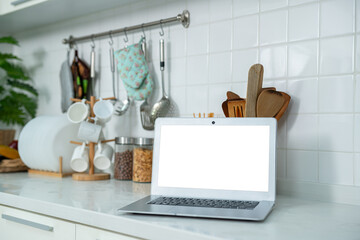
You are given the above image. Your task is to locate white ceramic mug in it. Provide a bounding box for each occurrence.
[67,99,89,124]
[77,121,102,143]
[93,98,114,124]
[70,142,89,172]
[94,143,113,170]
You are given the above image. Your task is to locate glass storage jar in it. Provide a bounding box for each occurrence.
[114,137,134,180]
[133,137,153,183]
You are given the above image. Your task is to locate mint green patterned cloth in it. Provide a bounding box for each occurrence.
[114,37,153,100]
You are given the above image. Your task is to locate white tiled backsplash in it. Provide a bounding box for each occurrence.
[10,0,360,203]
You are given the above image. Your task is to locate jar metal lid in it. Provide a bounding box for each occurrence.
[134,137,154,146]
[115,137,135,145]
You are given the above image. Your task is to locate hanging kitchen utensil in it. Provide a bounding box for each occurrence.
[245,64,264,117]
[89,36,95,98]
[139,28,154,130]
[150,36,171,124]
[60,48,74,112]
[71,49,91,99]
[114,37,153,101]
[256,89,285,118]
[109,32,130,116]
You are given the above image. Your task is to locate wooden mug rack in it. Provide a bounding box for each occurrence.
[70,96,115,181]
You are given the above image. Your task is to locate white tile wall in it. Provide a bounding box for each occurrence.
[233,14,258,49]
[11,0,360,194]
[318,115,353,152]
[319,152,354,185]
[287,78,318,113]
[209,20,232,53]
[318,75,354,113]
[320,0,354,37]
[319,36,354,75]
[260,0,287,11]
[287,114,318,150]
[288,40,318,77]
[288,3,319,41]
[233,0,259,17]
[259,9,287,45]
[276,149,286,179]
[355,153,360,186]
[287,150,318,182]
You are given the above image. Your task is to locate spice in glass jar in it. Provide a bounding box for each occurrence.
[133,138,153,183]
[114,137,134,180]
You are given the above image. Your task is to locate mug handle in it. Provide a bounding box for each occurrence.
[80,142,86,154]
[97,142,102,153]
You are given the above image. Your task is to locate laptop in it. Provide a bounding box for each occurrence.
[119,117,277,221]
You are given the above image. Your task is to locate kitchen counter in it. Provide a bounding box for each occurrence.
[0,173,359,240]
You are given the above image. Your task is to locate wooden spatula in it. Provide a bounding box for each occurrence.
[256,89,285,117]
[228,99,246,117]
[222,91,242,117]
[226,91,241,100]
[245,64,264,117]
[274,92,291,121]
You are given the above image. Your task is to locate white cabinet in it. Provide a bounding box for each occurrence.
[0,205,141,240]
[0,0,47,15]
[0,205,76,240]
[76,224,141,240]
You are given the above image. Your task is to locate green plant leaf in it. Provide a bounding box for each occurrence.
[10,91,37,118]
[7,79,38,96]
[0,61,29,80]
[0,53,21,63]
[0,36,19,46]
[0,96,26,126]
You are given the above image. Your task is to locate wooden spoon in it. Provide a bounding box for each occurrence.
[256,89,285,117]
[226,91,241,100]
[245,64,264,117]
[274,92,291,121]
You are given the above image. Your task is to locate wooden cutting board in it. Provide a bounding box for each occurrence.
[245,64,264,117]
[0,158,28,173]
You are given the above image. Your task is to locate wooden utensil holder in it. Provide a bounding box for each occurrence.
[70,96,115,181]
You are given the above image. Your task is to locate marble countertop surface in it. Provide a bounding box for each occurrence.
[0,173,359,240]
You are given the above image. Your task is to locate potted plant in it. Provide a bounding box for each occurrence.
[0,36,38,145]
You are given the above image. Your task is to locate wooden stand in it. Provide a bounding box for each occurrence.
[70,96,115,181]
[28,157,73,178]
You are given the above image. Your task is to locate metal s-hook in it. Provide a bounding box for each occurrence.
[159,20,164,36]
[141,24,146,39]
[91,35,95,48]
[108,31,114,46]
[123,27,129,43]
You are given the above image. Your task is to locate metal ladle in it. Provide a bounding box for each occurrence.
[150,35,170,124]
[139,27,154,130]
[110,31,130,116]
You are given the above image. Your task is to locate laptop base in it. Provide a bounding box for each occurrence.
[118,195,275,221]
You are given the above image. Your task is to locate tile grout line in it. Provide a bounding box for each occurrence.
[284,0,289,179]
[317,0,321,184]
[352,0,357,185]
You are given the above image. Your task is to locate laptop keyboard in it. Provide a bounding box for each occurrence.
[147,197,259,210]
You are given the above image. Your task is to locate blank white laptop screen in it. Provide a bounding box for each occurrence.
[157,125,270,192]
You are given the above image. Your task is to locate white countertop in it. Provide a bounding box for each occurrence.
[0,173,359,240]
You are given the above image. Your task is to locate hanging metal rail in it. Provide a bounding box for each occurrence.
[62,10,190,48]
